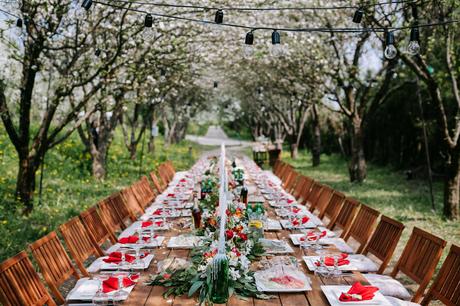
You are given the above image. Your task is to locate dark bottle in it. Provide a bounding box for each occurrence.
[192,197,202,229]
[210,254,229,303]
[240,186,248,204]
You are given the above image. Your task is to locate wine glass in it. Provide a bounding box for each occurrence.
[92,273,110,305]
[118,249,129,270]
[331,254,343,278]
[314,254,329,278]
[112,272,129,302]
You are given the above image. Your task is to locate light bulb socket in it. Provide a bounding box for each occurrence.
[410,27,419,42]
[272,30,280,45]
[352,8,364,24]
[411,4,418,20]
[145,14,153,27]
[215,9,223,24]
[82,0,93,11]
[214,81,218,88]
[245,31,254,45]
[385,30,395,46]
[257,87,262,95]
[16,18,23,28]
[95,48,101,57]
[160,68,166,76]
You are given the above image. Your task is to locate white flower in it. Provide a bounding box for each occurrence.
[229,268,241,281]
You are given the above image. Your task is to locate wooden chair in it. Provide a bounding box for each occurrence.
[328,197,360,234]
[343,204,380,253]
[280,165,294,184]
[150,171,165,193]
[310,184,333,213]
[272,159,283,175]
[158,166,171,187]
[390,227,447,302]
[319,190,345,221]
[273,161,286,177]
[298,176,314,205]
[121,186,145,218]
[421,244,460,306]
[284,170,298,193]
[80,206,117,248]
[360,216,405,273]
[165,161,176,180]
[304,181,323,209]
[29,232,81,304]
[0,251,57,306]
[292,176,307,199]
[139,176,156,205]
[98,196,126,235]
[59,217,103,277]
[109,191,136,223]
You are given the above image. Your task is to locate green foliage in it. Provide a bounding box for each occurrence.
[0,127,209,261]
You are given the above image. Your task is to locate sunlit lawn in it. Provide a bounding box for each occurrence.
[0,128,212,261]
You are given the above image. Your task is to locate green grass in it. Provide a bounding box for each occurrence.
[0,127,213,261]
[283,150,460,273]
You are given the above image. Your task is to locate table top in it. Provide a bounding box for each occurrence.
[116,183,369,306]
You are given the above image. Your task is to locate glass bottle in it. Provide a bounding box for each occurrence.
[192,196,202,229]
[210,254,229,303]
[240,186,248,204]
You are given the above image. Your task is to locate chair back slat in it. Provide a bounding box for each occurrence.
[343,204,380,253]
[305,182,323,208]
[110,191,136,223]
[421,244,460,306]
[310,184,333,213]
[59,217,103,277]
[121,186,144,218]
[0,251,57,306]
[80,206,116,246]
[274,161,287,177]
[329,197,360,232]
[320,191,345,220]
[29,232,80,304]
[140,176,156,205]
[292,176,306,199]
[150,171,164,193]
[361,216,405,273]
[280,165,294,183]
[272,160,282,175]
[391,227,447,302]
[158,166,170,186]
[298,177,314,205]
[98,197,125,234]
[284,170,298,193]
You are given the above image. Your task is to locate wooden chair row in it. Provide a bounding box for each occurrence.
[0,160,176,305]
[273,160,457,305]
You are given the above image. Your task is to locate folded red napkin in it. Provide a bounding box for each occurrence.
[287,199,294,204]
[300,230,327,241]
[167,193,175,197]
[118,236,139,244]
[141,221,153,228]
[292,207,301,213]
[315,253,349,266]
[339,282,379,302]
[154,221,163,227]
[102,275,139,293]
[292,216,309,226]
[103,252,136,263]
[152,209,163,215]
[180,179,187,183]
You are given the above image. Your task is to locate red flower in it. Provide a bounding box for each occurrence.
[163,273,171,279]
[232,247,241,257]
[226,230,234,239]
[233,225,243,233]
[226,209,231,216]
[238,233,248,241]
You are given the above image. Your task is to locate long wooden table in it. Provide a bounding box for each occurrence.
[118,175,368,306]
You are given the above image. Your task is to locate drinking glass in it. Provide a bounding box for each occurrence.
[331,254,342,278]
[92,274,110,305]
[112,273,129,302]
[314,254,329,278]
[118,250,129,270]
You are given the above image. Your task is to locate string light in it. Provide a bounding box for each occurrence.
[143,13,156,40]
[82,0,93,10]
[270,30,283,57]
[406,4,420,55]
[160,68,166,82]
[384,29,397,60]
[16,18,22,28]
[95,48,101,56]
[213,81,219,89]
[215,9,223,24]
[352,8,364,24]
[243,31,254,58]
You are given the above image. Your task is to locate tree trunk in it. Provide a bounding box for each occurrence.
[129,143,137,160]
[91,147,107,180]
[290,143,298,159]
[444,148,460,219]
[16,157,36,214]
[348,117,367,182]
[311,105,321,167]
[148,135,155,152]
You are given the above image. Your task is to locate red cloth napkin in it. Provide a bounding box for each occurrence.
[154,221,163,227]
[141,221,153,228]
[167,193,175,197]
[292,207,301,213]
[287,199,294,204]
[339,282,379,302]
[315,253,349,266]
[180,179,187,183]
[118,236,139,244]
[292,216,309,226]
[103,252,136,263]
[152,209,163,215]
[300,230,327,241]
[102,275,139,293]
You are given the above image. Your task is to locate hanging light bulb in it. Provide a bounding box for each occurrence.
[81,0,93,10]
[213,81,219,89]
[270,30,283,57]
[94,48,101,57]
[215,9,224,24]
[243,31,254,58]
[160,68,166,82]
[352,7,364,24]
[16,18,23,28]
[384,29,397,60]
[142,13,156,40]
[406,27,420,55]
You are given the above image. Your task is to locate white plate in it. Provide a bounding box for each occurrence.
[105,237,165,254]
[289,233,326,246]
[260,238,294,254]
[280,219,317,229]
[66,277,136,302]
[321,285,391,306]
[303,255,378,272]
[167,236,202,249]
[264,219,282,231]
[87,254,154,273]
[254,268,312,292]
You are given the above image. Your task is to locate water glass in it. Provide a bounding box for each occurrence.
[92,274,110,305]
